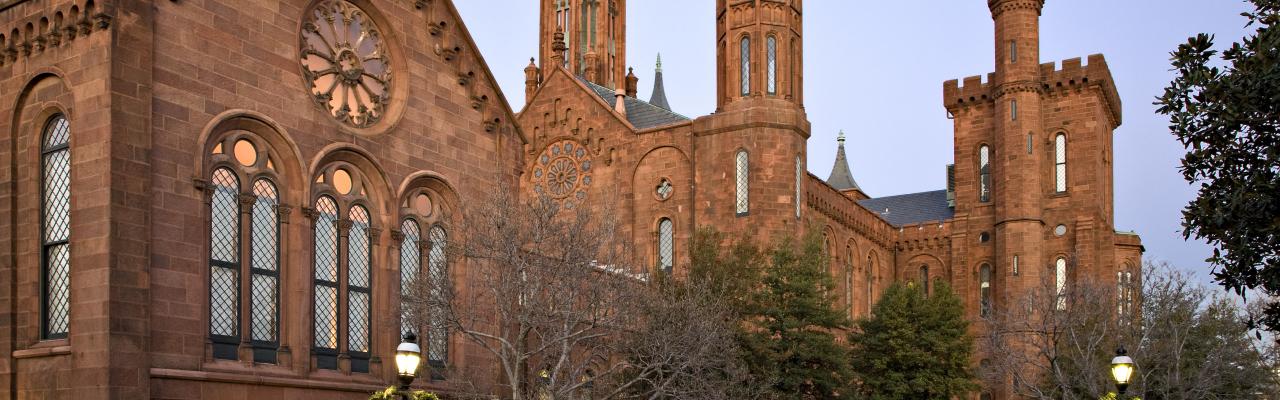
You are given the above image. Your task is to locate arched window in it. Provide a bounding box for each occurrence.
[740,36,751,96]
[657,218,674,274]
[920,265,930,295]
[249,179,280,363]
[795,156,802,219]
[1117,267,1135,321]
[312,196,340,368]
[427,225,449,367]
[1055,257,1068,310]
[41,115,71,340]
[1055,133,1067,193]
[980,263,992,318]
[735,150,749,216]
[347,205,372,362]
[208,168,240,359]
[399,219,421,337]
[845,247,853,316]
[979,145,991,203]
[866,256,874,314]
[766,36,777,95]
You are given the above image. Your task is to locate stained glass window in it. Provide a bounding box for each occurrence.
[767,36,777,95]
[313,196,340,356]
[740,36,751,96]
[735,150,749,215]
[427,226,449,365]
[979,145,991,203]
[1055,133,1067,193]
[209,168,240,359]
[657,219,674,274]
[249,179,280,363]
[400,219,421,337]
[42,115,71,340]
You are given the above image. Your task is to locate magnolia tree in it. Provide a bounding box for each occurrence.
[402,188,749,400]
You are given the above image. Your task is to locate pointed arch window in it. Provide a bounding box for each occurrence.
[1055,257,1068,310]
[41,115,71,340]
[740,36,751,96]
[979,145,991,203]
[427,225,449,367]
[1055,133,1068,193]
[980,263,992,318]
[399,219,421,337]
[736,150,749,216]
[767,36,777,95]
[657,218,674,274]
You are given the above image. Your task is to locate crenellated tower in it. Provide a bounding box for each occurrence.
[715,0,803,111]
[540,0,627,88]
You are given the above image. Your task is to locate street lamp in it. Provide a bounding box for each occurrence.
[396,332,423,391]
[1111,346,1135,397]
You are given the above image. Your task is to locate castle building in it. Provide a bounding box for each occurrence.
[0,0,1142,398]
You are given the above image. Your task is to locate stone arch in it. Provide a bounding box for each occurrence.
[196,110,307,206]
[308,143,395,228]
[631,145,693,273]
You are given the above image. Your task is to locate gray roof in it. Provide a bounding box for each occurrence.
[858,190,955,227]
[581,78,690,130]
[827,133,861,191]
[649,54,671,111]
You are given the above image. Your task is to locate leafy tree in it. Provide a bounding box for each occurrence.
[849,281,978,400]
[1156,0,1280,333]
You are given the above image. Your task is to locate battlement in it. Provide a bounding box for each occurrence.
[805,174,896,248]
[943,54,1123,127]
[892,220,953,253]
[0,0,108,69]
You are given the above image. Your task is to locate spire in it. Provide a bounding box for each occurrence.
[827,130,862,191]
[648,53,671,111]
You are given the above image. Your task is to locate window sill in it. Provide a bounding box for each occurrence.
[152,367,384,393]
[13,340,71,359]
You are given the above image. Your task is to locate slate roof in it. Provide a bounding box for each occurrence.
[857,190,955,227]
[827,133,861,191]
[581,78,691,130]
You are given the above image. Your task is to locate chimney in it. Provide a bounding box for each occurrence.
[625,67,639,98]
[524,57,541,105]
[614,89,627,115]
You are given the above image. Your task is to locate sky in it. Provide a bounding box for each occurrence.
[452,0,1257,287]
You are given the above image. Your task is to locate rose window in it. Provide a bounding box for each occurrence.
[532,140,592,201]
[300,0,392,128]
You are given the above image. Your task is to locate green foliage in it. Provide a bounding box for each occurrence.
[848,282,978,399]
[1156,0,1280,333]
[369,386,440,400]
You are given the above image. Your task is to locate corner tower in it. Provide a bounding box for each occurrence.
[715,0,803,111]
[540,0,627,88]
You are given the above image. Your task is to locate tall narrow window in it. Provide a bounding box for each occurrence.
[1055,257,1068,310]
[427,226,449,367]
[1010,41,1018,63]
[1117,268,1134,321]
[920,265,930,295]
[208,168,240,359]
[41,115,71,340]
[740,36,751,96]
[795,156,802,219]
[657,218,674,274]
[347,205,373,372]
[312,196,340,369]
[1055,133,1067,193]
[400,219,421,336]
[766,36,777,95]
[866,256,874,314]
[980,264,992,318]
[845,247,853,316]
[735,150,749,216]
[979,145,991,203]
[249,179,280,363]
[1011,100,1018,121]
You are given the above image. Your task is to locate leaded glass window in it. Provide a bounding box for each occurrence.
[920,265,930,295]
[1055,133,1067,193]
[740,36,751,96]
[400,219,421,337]
[980,264,992,318]
[209,168,240,359]
[979,145,991,203]
[735,150,749,216]
[427,226,449,365]
[42,115,71,340]
[767,36,777,95]
[1055,257,1068,310]
[250,179,280,362]
[313,196,340,356]
[657,218,674,274]
[348,205,372,358]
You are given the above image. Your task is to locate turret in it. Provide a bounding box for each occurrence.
[524,58,541,105]
[715,0,803,111]
[540,0,627,88]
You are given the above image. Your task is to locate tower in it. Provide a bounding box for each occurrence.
[540,0,627,88]
[715,0,803,111]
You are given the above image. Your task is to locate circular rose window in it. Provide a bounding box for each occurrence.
[532,140,592,201]
[300,0,392,128]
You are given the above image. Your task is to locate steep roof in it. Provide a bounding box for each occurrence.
[581,78,690,130]
[857,190,955,227]
[827,131,862,191]
[649,54,671,111]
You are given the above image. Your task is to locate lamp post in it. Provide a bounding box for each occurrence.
[396,332,423,394]
[1110,346,1135,398]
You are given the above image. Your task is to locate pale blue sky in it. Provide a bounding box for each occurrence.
[454,0,1256,285]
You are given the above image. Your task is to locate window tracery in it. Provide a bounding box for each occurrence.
[300,0,392,128]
